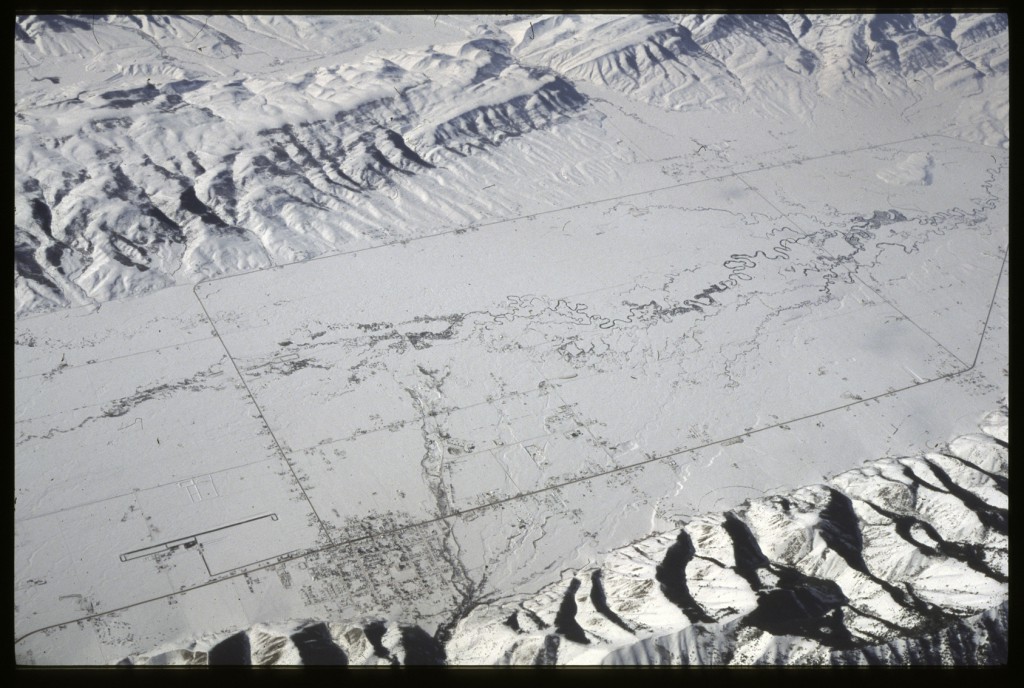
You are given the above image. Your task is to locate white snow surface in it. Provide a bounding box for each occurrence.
[118,418,1008,665]
[14,13,1008,665]
[14,13,1008,317]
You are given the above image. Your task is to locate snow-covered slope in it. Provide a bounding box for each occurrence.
[510,13,1006,126]
[14,14,1008,318]
[119,407,1008,665]
[15,16,596,315]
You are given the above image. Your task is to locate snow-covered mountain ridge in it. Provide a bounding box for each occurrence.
[121,407,1008,665]
[15,13,1008,318]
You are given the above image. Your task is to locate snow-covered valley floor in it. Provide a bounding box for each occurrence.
[14,13,1007,664]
